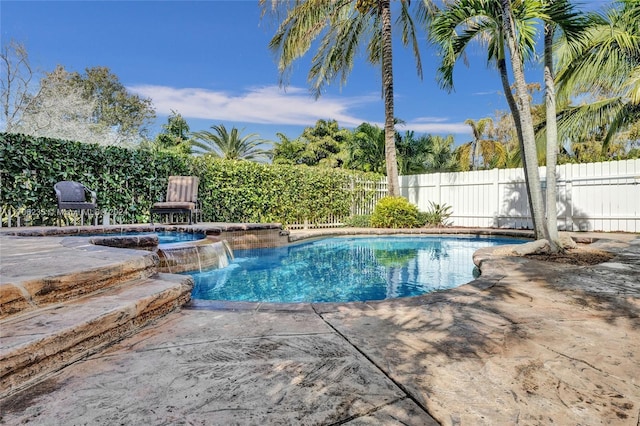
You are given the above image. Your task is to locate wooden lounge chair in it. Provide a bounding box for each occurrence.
[54,181,97,226]
[150,176,200,225]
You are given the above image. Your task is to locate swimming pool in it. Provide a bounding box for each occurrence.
[189,235,524,303]
[80,231,206,245]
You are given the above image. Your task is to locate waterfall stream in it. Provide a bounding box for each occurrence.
[157,238,234,273]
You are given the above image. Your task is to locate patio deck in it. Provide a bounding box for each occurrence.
[0,225,638,424]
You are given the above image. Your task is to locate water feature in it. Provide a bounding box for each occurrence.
[188,235,526,303]
[85,231,205,245]
[157,239,234,273]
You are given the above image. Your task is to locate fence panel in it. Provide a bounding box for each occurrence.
[3,160,638,232]
[400,159,640,232]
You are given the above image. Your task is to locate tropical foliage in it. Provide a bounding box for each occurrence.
[432,0,551,241]
[555,0,640,156]
[191,124,271,161]
[0,133,381,227]
[261,0,437,196]
[370,196,420,228]
[147,110,193,155]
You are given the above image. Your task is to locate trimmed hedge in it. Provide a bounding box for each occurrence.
[0,133,381,226]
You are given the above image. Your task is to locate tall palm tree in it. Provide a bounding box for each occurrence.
[555,0,640,154]
[432,0,550,241]
[191,124,271,162]
[540,0,589,246]
[260,0,437,196]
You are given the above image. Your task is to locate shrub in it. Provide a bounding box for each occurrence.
[343,214,371,227]
[420,201,453,227]
[0,133,383,227]
[370,196,419,228]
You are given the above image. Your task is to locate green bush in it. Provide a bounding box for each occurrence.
[0,133,189,225]
[0,133,382,227]
[370,196,419,228]
[419,201,453,227]
[343,214,371,227]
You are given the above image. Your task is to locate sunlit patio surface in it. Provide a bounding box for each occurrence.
[0,224,638,424]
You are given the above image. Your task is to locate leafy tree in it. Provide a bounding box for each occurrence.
[152,110,193,155]
[12,66,109,144]
[69,66,155,144]
[191,124,271,162]
[261,0,437,196]
[1,40,35,132]
[272,119,350,167]
[299,119,351,167]
[272,132,307,165]
[5,62,156,146]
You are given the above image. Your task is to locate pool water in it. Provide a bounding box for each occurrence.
[151,231,205,245]
[81,231,205,245]
[189,235,524,303]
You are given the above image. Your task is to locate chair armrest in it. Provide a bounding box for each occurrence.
[84,186,97,204]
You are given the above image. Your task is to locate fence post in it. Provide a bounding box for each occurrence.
[492,168,500,228]
[566,180,574,231]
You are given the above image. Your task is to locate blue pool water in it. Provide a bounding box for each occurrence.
[151,231,205,245]
[189,235,524,303]
[82,231,205,245]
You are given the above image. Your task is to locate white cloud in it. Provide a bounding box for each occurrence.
[399,116,471,135]
[128,84,375,128]
[473,90,502,96]
[400,121,472,135]
[129,84,472,136]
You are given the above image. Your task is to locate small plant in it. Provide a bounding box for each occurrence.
[421,201,453,227]
[343,214,371,227]
[370,196,420,228]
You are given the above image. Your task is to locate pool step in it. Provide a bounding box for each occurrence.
[0,237,160,320]
[0,273,193,399]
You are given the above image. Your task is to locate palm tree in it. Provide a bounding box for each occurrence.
[540,0,589,246]
[432,0,550,241]
[501,0,551,241]
[260,0,437,196]
[555,0,640,155]
[462,117,507,170]
[424,134,456,172]
[396,131,431,175]
[344,122,386,173]
[191,124,271,162]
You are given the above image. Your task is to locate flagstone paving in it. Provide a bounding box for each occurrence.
[0,229,638,425]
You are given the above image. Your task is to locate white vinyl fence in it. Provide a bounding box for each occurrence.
[400,159,640,233]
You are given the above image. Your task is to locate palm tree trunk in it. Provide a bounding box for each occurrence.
[544,21,559,249]
[381,0,400,196]
[501,0,549,241]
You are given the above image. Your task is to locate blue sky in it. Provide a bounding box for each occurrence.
[1,0,610,145]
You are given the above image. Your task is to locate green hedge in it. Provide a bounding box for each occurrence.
[0,133,381,226]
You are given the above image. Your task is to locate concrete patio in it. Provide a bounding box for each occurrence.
[0,227,638,425]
